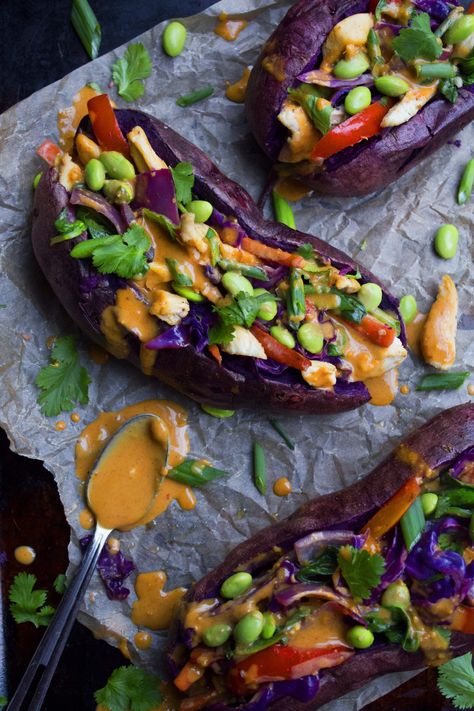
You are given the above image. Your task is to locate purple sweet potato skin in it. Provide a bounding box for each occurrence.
[168,403,474,709]
[32,109,403,413]
[245,0,474,197]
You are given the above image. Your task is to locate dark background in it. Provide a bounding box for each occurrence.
[0,0,457,708]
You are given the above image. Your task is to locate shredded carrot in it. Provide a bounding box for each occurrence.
[241,236,305,268]
[361,477,420,548]
[174,661,204,692]
[451,605,474,634]
[208,344,222,365]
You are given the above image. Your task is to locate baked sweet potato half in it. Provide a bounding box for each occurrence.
[167,403,474,710]
[32,95,407,413]
[246,0,474,196]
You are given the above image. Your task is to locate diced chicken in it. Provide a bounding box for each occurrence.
[421,275,458,370]
[221,326,267,359]
[150,290,190,326]
[333,275,361,293]
[75,134,101,165]
[277,100,320,163]
[179,212,209,254]
[321,14,374,71]
[148,262,172,281]
[340,321,408,380]
[381,84,438,128]
[220,242,261,266]
[127,126,168,172]
[57,153,83,191]
[302,361,337,390]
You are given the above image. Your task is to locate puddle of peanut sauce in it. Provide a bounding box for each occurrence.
[214,12,248,41]
[132,570,186,631]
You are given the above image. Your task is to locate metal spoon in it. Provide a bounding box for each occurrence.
[7,413,169,711]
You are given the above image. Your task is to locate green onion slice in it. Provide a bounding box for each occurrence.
[268,419,295,451]
[253,441,266,495]
[176,86,215,107]
[400,496,425,551]
[416,372,470,391]
[272,191,296,229]
[71,0,102,60]
[167,458,229,487]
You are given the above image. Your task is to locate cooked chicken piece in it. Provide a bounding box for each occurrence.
[179,212,209,254]
[333,274,361,293]
[221,326,267,359]
[302,361,337,390]
[337,316,407,380]
[220,242,261,266]
[321,14,374,71]
[57,153,83,191]
[150,290,190,326]
[148,262,172,282]
[277,101,320,163]
[75,134,101,165]
[421,275,458,370]
[127,126,168,172]
[381,84,437,127]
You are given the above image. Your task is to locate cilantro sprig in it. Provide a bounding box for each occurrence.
[94,666,162,711]
[209,292,277,345]
[392,12,442,62]
[9,573,55,628]
[438,653,474,709]
[337,545,385,601]
[170,162,194,206]
[50,208,86,246]
[70,224,151,279]
[112,43,152,102]
[36,335,90,417]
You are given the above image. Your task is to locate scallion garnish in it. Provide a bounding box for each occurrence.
[71,0,102,60]
[176,86,214,107]
[457,159,474,206]
[218,259,268,282]
[253,441,266,495]
[268,419,295,451]
[167,459,229,487]
[272,191,296,229]
[416,372,470,391]
[400,496,425,551]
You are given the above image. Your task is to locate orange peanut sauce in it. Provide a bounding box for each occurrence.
[132,570,187,630]
[226,67,251,103]
[79,508,95,530]
[57,85,99,151]
[274,177,313,202]
[88,343,110,365]
[365,368,399,407]
[14,546,36,566]
[55,420,67,431]
[214,12,248,41]
[134,630,153,650]
[273,477,292,497]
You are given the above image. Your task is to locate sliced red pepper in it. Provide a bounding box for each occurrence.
[311,101,391,161]
[241,236,305,268]
[450,605,474,634]
[467,0,474,12]
[361,477,421,549]
[208,344,222,365]
[251,325,311,371]
[343,314,397,348]
[36,139,62,166]
[87,94,130,156]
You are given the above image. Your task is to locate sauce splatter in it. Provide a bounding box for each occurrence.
[79,508,95,530]
[107,537,120,554]
[400,384,410,395]
[71,413,81,423]
[131,571,186,630]
[118,637,131,660]
[273,477,292,497]
[134,631,153,650]
[226,67,251,103]
[55,420,67,431]
[57,85,99,151]
[14,546,36,565]
[274,177,312,202]
[366,368,399,407]
[214,12,248,41]
[88,343,110,365]
[468,384,474,396]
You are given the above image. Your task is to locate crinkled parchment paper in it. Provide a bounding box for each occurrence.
[0,0,473,707]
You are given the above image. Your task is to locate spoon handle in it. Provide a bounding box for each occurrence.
[7,524,111,711]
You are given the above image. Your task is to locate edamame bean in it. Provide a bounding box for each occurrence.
[99,151,136,180]
[270,326,295,349]
[202,623,232,647]
[234,611,264,645]
[103,179,134,204]
[220,572,253,599]
[334,53,370,80]
[346,625,374,649]
[33,172,43,189]
[444,14,474,45]
[344,86,372,115]
[381,580,411,609]
[254,288,278,321]
[470,512,474,543]
[85,158,106,192]
[261,612,276,640]
[297,322,324,354]
[221,271,254,296]
[399,295,417,325]
[357,282,382,311]
[374,74,410,97]
[201,405,235,418]
[434,223,459,259]
[162,21,187,57]
[188,200,213,223]
[421,492,438,517]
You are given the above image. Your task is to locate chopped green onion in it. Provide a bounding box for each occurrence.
[218,259,268,281]
[272,191,296,229]
[205,228,220,266]
[87,81,102,92]
[201,405,235,418]
[303,284,317,295]
[176,86,214,107]
[434,6,464,37]
[70,235,117,258]
[400,496,425,551]
[71,0,102,60]
[416,372,470,391]
[287,268,306,328]
[167,458,229,487]
[268,418,295,451]
[457,159,474,206]
[166,257,192,286]
[415,62,457,80]
[371,306,401,335]
[368,29,384,70]
[253,441,266,495]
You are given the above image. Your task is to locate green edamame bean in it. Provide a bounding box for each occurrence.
[188,200,213,223]
[162,21,187,57]
[220,572,253,599]
[99,151,136,180]
[346,625,374,649]
[374,74,410,97]
[221,271,254,297]
[234,611,264,645]
[399,295,417,325]
[470,512,474,543]
[270,326,295,349]
[344,86,372,115]
[357,282,382,311]
[254,288,278,321]
[202,623,232,647]
[434,224,459,259]
[334,53,370,80]
[103,179,134,204]
[33,172,43,189]
[421,492,438,517]
[297,322,324,354]
[85,158,106,192]
[172,284,205,302]
[201,405,235,418]
[444,14,474,45]
[261,612,276,640]
[381,580,411,609]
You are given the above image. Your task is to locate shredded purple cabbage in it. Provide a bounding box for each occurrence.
[210,676,320,711]
[210,209,247,247]
[133,169,179,224]
[70,188,125,234]
[449,446,474,481]
[80,536,135,600]
[146,303,215,352]
[294,530,366,564]
[413,0,454,20]
[297,70,374,89]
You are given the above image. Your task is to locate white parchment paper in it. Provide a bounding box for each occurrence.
[0,0,473,708]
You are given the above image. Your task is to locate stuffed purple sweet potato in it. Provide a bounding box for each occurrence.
[32,94,408,414]
[245,0,474,197]
[167,403,474,710]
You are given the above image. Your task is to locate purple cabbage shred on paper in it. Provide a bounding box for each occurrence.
[80,535,135,600]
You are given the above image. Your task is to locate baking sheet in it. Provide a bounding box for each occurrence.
[0,0,472,708]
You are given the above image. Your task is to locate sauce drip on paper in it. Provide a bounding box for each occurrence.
[273,477,292,497]
[226,67,251,103]
[57,85,99,151]
[214,12,248,41]
[132,570,186,630]
[14,546,36,565]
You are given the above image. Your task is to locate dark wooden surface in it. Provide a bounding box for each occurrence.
[0,0,458,708]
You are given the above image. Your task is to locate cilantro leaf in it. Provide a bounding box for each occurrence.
[9,573,55,628]
[338,545,385,600]
[296,243,315,260]
[142,209,179,241]
[438,653,474,709]
[112,43,152,101]
[53,573,67,594]
[94,666,162,711]
[213,292,275,337]
[393,12,442,62]
[296,547,339,582]
[208,321,235,346]
[36,335,90,417]
[50,208,86,245]
[440,78,459,103]
[166,257,192,286]
[0,696,7,707]
[90,224,151,278]
[76,207,114,240]
[170,162,194,205]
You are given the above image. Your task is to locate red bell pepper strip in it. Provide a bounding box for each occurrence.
[87,94,130,156]
[241,237,305,268]
[450,605,474,634]
[467,0,474,12]
[36,139,62,166]
[343,314,397,348]
[208,344,222,365]
[311,101,391,161]
[251,325,312,371]
[361,477,421,549]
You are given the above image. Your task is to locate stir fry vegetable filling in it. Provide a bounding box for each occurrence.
[172,448,474,708]
[277,1,474,166]
[46,94,406,392]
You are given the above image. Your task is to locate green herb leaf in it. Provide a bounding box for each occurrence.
[142,208,179,241]
[51,208,86,245]
[268,418,295,450]
[166,258,192,286]
[435,486,474,519]
[393,12,443,62]
[0,696,7,707]
[73,224,151,278]
[76,207,114,239]
[95,666,163,711]
[333,290,367,324]
[438,653,474,709]
[440,78,459,103]
[53,573,67,595]
[170,162,194,205]
[374,0,388,21]
[296,548,339,582]
[366,607,420,652]
[272,191,296,229]
[112,43,152,102]
[71,0,102,60]
[9,573,55,628]
[416,371,470,391]
[296,243,315,260]
[36,335,90,417]
[167,459,229,487]
[208,321,235,346]
[338,545,385,601]
[176,86,215,107]
[212,292,274,340]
